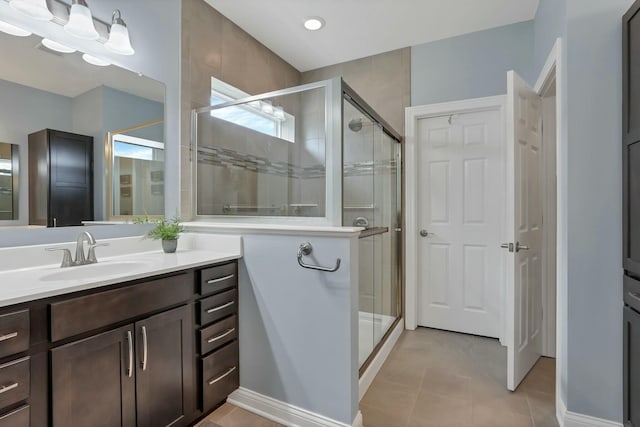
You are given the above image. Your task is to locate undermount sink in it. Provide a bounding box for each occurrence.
[40,260,153,282]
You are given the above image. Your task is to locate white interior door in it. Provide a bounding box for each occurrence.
[417,107,503,338]
[506,70,543,391]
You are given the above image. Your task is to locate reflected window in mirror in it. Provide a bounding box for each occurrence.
[0,143,19,221]
[107,120,165,219]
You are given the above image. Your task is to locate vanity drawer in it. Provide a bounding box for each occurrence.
[199,315,237,355]
[0,357,29,411]
[0,405,29,427]
[199,289,236,326]
[50,272,193,342]
[200,262,237,297]
[201,341,238,411]
[0,310,29,359]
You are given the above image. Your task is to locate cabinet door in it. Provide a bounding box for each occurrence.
[48,130,93,227]
[135,305,193,427]
[51,324,135,427]
[625,306,640,427]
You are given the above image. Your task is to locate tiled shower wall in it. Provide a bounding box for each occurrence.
[180,0,301,218]
[181,0,411,219]
[301,48,411,136]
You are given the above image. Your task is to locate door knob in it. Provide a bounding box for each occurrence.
[516,242,529,252]
[501,243,514,252]
[420,230,429,237]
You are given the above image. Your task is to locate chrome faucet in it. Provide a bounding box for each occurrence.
[46,231,108,268]
[75,231,96,265]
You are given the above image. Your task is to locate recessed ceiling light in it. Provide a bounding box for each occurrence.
[0,20,31,37]
[303,17,325,31]
[82,53,110,67]
[42,38,76,53]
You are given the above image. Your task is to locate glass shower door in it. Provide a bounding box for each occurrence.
[343,98,401,368]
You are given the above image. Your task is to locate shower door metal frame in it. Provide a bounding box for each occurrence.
[190,78,344,226]
[341,80,404,376]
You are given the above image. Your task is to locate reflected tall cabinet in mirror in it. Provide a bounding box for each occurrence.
[28,129,93,227]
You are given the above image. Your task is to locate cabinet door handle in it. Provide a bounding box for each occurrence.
[0,383,18,394]
[207,328,236,344]
[207,366,236,386]
[140,326,148,371]
[126,330,133,378]
[206,301,234,314]
[207,274,234,285]
[629,291,640,303]
[0,332,18,342]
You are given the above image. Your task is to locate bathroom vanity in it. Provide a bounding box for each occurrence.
[0,234,241,426]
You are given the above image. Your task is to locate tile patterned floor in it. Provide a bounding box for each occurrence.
[198,328,558,427]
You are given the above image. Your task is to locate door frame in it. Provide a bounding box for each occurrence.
[532,38,565,418]
[404,95,507,344]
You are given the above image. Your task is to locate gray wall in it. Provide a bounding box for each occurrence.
[0,79,73,226]
[563,0,632,421]
[411,21,535,105]
[237,233,359,424]
[533,0,566,77]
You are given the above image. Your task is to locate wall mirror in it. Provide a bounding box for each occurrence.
[0,29,165,229]
[0,143,19,221]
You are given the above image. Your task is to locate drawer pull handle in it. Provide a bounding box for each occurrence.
[206,301,234,314]
[629,291,640,303]
[0,383,18,394]
[0,332,18,342]
[207,328,236,344]
[208,366,236,386]
[207,274,235,285]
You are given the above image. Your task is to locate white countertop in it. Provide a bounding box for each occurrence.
[0,233,242,308]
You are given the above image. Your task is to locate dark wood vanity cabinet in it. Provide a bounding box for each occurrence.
[0,259,239,427]
[624,306,640,427]
[51,324,136,427]
[28,129,93,227]
[51,305,193,427]
[196,262,239,414]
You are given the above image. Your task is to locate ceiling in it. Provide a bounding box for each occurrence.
[205,0,540,72]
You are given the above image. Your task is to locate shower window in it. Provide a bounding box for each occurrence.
[194,79,342,224]
[210,78,294,143]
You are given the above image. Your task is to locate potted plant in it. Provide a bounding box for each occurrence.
[146,216,184,253]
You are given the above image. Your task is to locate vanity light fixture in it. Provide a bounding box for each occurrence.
[273,106,285,121]
[42,38,76,53]
[64,0,99,40]
[104,9,134,55]
[0,20,32,37]
[9,0,52,21]
[261,100,274,114]
[303,17,325,31]
[82,53,109,66]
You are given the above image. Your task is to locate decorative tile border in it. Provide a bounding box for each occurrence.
[198,145,396,179]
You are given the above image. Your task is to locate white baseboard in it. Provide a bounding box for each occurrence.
[228,387,363,427]
[557,398,622,427]
[358,319,404,400]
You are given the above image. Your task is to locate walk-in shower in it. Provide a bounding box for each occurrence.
[192,78,402,371]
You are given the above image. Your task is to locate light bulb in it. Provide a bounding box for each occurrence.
[82,53,110,66]
[65,1,99,40]
[0,20,31,37]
